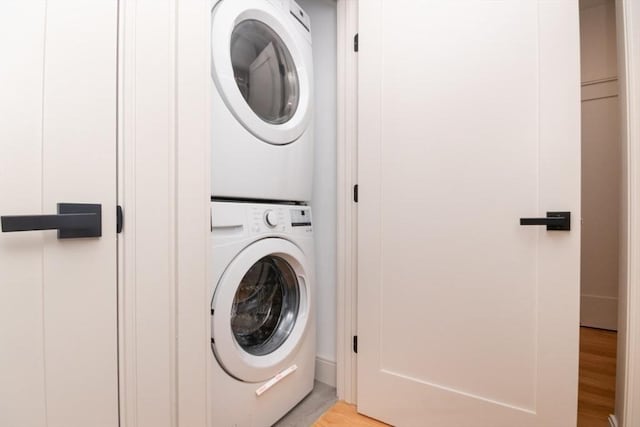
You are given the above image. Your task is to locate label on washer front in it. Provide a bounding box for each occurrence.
[255,364,298,397]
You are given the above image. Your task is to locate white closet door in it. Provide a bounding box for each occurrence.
[357,1,581,426]
[0,1,119,426]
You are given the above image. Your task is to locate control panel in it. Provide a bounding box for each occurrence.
[250,206,286,234]
[247,205,312,236]
[290,207,311,227]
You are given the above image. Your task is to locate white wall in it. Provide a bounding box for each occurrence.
[580,0,621,330]
[297,0,338,384]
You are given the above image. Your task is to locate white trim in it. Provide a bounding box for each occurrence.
[119,0,181,413]
[175,0,212,425]
[117,0,138,423]
[335,0,358,404]
[618,1,640,425]
[315,356,337,388]
[609,414,619,427]
[629,0,640,416]
[582,76,618,86]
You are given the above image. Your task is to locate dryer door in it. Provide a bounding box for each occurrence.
[212,238,312,383]
[211,0,312,145]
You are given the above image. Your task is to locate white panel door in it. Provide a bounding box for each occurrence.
[357,1,581,426]
[0,1,118,426]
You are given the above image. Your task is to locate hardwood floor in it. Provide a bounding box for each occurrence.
[314,327,616,427]
[313,401,389,427]
[578,327,617,427]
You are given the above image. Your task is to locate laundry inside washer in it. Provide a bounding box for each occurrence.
[231,255,301,357]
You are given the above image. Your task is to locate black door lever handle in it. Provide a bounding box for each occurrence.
[520,211,571,231]
[1,203,102,239]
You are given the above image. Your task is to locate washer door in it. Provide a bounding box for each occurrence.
[212,238,311,383]
[211,0,312,145]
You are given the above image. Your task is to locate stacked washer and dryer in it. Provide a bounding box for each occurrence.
[209,1,316,426]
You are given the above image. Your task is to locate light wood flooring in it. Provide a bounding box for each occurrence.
[313,401,389,427]
[313,327,616,427]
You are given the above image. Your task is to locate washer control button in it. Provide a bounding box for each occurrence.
[264,210,278,227]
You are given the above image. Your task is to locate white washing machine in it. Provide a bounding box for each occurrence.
[210,201,315,427]
[211,0,314,202]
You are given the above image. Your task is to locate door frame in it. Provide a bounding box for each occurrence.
[335,0,359,405]
[335,1,640,425]
[616,1,640,425]
[117,0,212,426]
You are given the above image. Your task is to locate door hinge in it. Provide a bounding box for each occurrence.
[353,184,358,203]
[353,335,358,353]
[116,205,123,234]
[354,33,359,52]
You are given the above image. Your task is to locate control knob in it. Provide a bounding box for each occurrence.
[264,210,278,227]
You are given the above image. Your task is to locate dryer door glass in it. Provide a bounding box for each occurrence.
[230,19,300,125]
[231,256,300,356]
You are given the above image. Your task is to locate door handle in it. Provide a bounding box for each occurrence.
[520,211,571,231]
[1,203,102,239]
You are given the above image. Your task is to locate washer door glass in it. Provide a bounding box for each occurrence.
[231,256,300,356]
[230,19,300,125]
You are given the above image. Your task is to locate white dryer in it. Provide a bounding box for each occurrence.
[211,0,314,202]
[210,201,315,427]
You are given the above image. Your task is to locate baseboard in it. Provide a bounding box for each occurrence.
[608,414,618,427]
[315,356,337,388]
[580,294,618,331]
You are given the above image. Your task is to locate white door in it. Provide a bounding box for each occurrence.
[0,2,118,426]
[357,1,581,426]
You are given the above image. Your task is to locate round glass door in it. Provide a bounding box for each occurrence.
[230,19,300,125]
[231,255,300,356]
